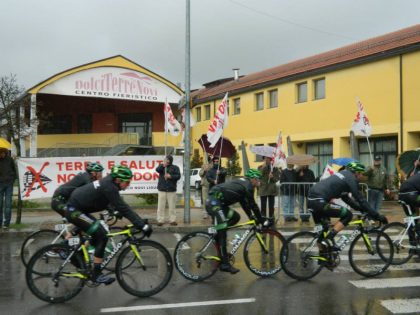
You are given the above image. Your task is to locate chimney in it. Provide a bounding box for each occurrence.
[233,68,239,81]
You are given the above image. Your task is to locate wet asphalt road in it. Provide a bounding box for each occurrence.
[1,231,419,315]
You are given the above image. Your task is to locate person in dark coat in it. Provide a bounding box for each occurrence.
[156,155,181,226]
[206,156,227,189]
[0,149,16,230]
[257,157,280,219]
[297,165,316,222]
[280,164,298,222]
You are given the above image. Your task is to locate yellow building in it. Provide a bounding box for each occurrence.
[191,25,420,177]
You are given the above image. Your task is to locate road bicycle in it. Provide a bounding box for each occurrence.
[20,210,120,269]
[174,218,286,282]
[381,200,420,265]
[280,213,394,281]
[25,222,173,303]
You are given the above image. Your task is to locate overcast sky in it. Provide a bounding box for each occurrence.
[1,0,419,91]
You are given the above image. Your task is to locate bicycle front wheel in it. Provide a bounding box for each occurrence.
[25,244,86,303]
[280,231,323,281]
[243,229,285,277]
[116,240,173,297]
[349,229,393,277]
[21,229,63,268]
[382,222,414,265]
[174,231,220,282]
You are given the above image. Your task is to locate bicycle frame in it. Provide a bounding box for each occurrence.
[394,214,420,248]
[58,225,144,279]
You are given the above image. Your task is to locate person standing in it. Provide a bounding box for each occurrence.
[297,165,316,222]
[364,155,390,213]
[199,156,212,219]
[257,157,280,219]
[0,149,16,230]
[206,156,227,190]
[156,155,181,226]
[280,164,298,222]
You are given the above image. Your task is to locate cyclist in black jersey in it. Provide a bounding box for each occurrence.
[307,161,388,252]
[51,162,104,217]
[66,165,151,284]
[399,172,420,239]
[206,168,270,274]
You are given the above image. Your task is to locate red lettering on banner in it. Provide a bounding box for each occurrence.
[74,162,83,171]
[146,160,156,169]
[129,161,138,169]
[108,161,115,169]
[57,174,67,184]
[143,172,152,180]
[56,162,64,171]
[120,161,128,167]
[218,104,225,113]
[208,120,217,132]
[65,162,72,171]
[133,172,160,181]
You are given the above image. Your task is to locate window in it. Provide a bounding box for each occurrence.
[77,114,92,133]
[269,89,278,108]
[196,107,201,122]
[306,141,333,177]
[314,78,325,100]
[204,104,211,120]
[358,136,397,175]
[255,92,264,111]
[42,115,72,134]
[297,82,307,103]
[254,144,264,162]
[233,98,240,115]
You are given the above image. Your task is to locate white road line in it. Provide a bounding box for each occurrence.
[100,298,256,313]
[349,277,420,289]
[381,298,420,314]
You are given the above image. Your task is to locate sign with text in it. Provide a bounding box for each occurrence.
[38,67,181,103]
[17,156,184,200]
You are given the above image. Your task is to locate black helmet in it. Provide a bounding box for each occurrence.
[86,162,104,173]
[111,165,133,182]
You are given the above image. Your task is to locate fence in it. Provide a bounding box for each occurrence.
[274,182,369,222]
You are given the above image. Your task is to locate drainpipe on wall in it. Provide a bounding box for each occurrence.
[399,55,403,154]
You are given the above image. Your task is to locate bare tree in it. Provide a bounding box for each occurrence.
[0,74,31,224]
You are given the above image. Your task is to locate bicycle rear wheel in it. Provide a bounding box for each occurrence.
[25,244,86,303]
[21,229,63,268]
[280,231,323,281]
[349,229,393,277]
[243,229,285,277]
[382,222,414,265]
[116,240,173,297]
[174,231,220,282]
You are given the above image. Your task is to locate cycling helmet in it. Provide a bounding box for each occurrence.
[346,161,366,173]
[111,165,133,182]
[245,168,262,179]
[86,162,104,173]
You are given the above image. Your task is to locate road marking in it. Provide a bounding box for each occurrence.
[100,298,256,313]
[381,298,420,314]
[349,277,420,289]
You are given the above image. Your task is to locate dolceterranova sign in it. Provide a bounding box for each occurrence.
[17,156,184,200]
[38,67,181,103]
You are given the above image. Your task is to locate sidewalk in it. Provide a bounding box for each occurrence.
[0,200,405,235]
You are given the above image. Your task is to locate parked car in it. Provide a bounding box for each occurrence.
[190,168,202,189]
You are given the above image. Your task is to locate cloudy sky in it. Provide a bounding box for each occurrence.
[1,0,419,91]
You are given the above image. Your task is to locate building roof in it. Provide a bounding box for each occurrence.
[192,24,420,103]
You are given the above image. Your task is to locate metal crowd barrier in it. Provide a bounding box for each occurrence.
[274,182,369,222]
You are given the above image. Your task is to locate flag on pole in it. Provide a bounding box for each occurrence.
[164,101,181,136]
[320,164,336,180]
[351,99,372,137]
[207,93,229,148]
[272,132,287,168]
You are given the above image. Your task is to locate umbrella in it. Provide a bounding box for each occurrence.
[286,154,317,166]
[328,157,355,166]
[249,145,275,158]
[396,150,420,178]
[198,135,236,159]
[0,137,11,150]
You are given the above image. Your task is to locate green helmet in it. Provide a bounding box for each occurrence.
[111,165,133,182]
[346,161,366,173]
[245,168,262,179]
[86,162,104,173]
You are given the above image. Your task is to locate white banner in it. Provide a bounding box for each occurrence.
[38,67,182,103]
[17,155,184,200]
[351,99,372,137]
[164,101,182,136]
[207,93,229,148]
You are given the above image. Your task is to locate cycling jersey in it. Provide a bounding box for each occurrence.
[308,170,374,213]
[400,172,420,193]
[53,172,92,200]
[67,174,144,227]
